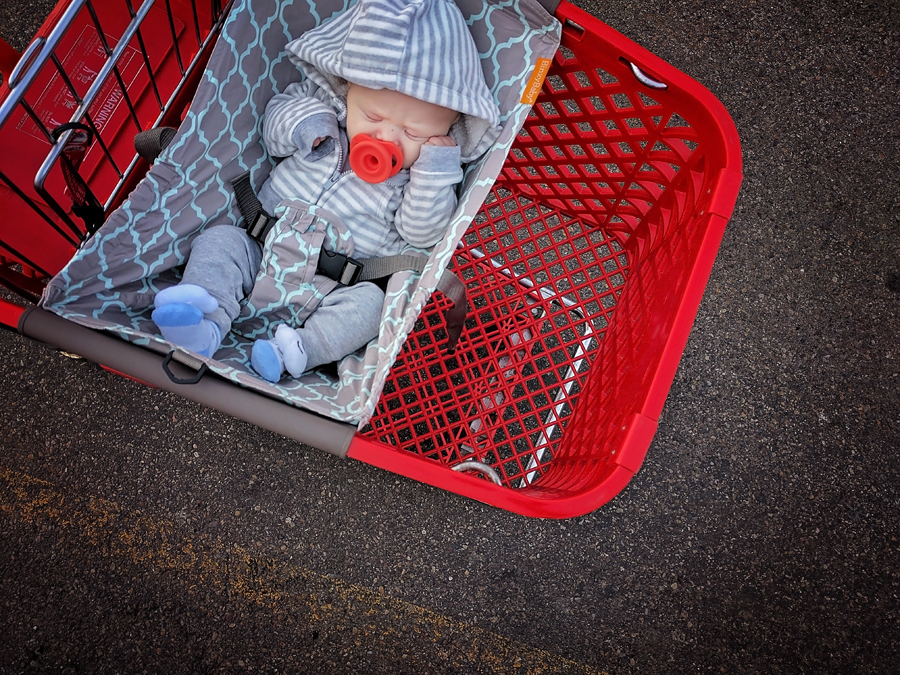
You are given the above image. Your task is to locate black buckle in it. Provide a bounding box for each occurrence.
[317,249,364,286]
[246,211,274,241]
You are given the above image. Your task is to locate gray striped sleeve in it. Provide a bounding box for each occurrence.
[263,82,337,158]
[394,144,463,248]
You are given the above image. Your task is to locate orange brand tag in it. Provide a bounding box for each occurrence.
[521,58,552,105]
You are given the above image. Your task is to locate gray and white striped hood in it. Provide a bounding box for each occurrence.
[286,0,502,162]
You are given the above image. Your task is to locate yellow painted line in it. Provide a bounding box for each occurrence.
[1,466,605,674]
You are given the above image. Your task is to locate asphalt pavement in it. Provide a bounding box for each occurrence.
[1,0,898,672]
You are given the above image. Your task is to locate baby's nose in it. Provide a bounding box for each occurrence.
[373,123,399,141]
[375,129,403,152]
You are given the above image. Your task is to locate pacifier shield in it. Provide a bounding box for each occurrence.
[349,134,403,183]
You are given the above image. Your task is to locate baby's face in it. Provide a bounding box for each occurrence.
[345,83,459,169]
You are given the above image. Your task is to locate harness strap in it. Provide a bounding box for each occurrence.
[357,254,466,349]
[359,254,466,350]
[231,169,364,278]
[230,169,276,242]
[357,254,428,281]
[134,126,177,163]
[228,169,468,350]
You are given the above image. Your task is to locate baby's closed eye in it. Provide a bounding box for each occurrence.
[424,135,456,147]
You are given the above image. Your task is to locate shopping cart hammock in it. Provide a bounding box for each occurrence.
[41,0,561,426]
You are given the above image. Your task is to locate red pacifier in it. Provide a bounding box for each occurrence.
[349,134,403,183]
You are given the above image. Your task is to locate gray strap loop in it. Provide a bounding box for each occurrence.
[134,126,177,163]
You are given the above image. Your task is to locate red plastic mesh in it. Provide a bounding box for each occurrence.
[503,43,705,258]
[363,187,629,489]
[361,23,721,492]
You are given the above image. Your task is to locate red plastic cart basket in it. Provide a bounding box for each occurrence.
[0,0,741,518]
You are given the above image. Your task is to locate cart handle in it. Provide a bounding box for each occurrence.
[7,37,45,89]
[452,461,503,485]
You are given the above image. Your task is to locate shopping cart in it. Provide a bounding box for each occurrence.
[0,0,741,518]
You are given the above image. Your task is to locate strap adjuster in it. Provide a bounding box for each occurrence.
[231,170,276,242]
[246,211,273,241]
[318,249,364,286]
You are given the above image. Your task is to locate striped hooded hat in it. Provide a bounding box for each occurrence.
[286,0,502,162]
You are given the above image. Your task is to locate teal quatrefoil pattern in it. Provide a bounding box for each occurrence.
[42,0,561,426]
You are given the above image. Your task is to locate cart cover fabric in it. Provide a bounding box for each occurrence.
[41,0,561,426]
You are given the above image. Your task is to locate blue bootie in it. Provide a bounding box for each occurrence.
[251,325,308,383]
[155,283,219,313]
[250,339,285,383]
[152,284,222,358]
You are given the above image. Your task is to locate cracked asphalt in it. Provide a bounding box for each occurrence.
[1,0,898,672]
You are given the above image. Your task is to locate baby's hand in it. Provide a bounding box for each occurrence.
[424,135,456,147]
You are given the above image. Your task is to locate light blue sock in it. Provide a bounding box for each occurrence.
[155,283,219,313]
[274,324,308,377]
[152,284,222,357]
[250,326,308,383]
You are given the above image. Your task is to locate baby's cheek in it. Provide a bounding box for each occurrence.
[400,141,424,169]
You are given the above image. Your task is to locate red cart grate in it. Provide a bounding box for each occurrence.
[355,4,741,516]
[364,186,629,490]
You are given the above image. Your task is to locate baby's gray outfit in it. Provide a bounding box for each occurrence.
[182,225,384,370]
[170,0,500,370]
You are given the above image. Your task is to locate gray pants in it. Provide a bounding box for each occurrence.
[182,225,384,370]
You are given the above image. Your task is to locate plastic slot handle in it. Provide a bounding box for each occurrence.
[623,59,668,90]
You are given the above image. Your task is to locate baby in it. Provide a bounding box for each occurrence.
[150,0,500,382]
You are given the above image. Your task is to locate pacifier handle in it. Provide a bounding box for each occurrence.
[349,134,403,183]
